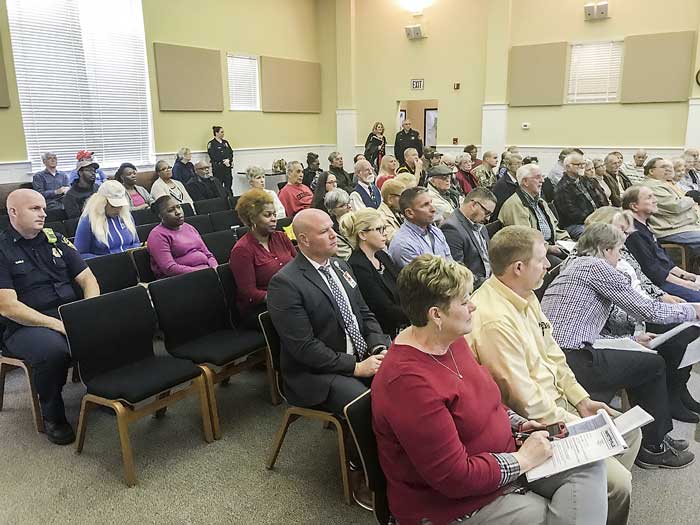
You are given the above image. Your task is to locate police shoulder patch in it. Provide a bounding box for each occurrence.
[43,228,57,244]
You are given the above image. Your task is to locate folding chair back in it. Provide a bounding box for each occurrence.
[193,197,229,214]
[85,251,139,294]
[63,217,79,238]
[184,214,214,235]
[130,247,156,283]
[131,208,159,226]
[136,222,158,243]
[210,210,242,231]
[203,230,237,265]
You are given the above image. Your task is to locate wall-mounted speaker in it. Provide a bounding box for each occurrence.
[405,24,426,40]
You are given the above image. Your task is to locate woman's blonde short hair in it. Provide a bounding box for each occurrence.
[577,223,625,258]
[235,188,274,227]
[379,155,397,174]
[395,172,418,188]
[584,206,634,233]
[339,208,384,248]
[397,255,474,327]
[381,179,406,203]
[372,121,385,133]
[245,165,266,182]
[81,186,137,247]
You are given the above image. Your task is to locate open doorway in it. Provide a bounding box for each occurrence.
[397,99,439,147]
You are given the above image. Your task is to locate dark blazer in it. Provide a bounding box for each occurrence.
[185,176,226,201]
[267,253,389,408]
[440,210,491,289]
[554,174,608,227]
[491,175,518,218]
[347,249,407,336]
[602,171,632,207]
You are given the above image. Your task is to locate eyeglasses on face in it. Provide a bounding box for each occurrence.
[363,226,386,234]
[158,166,172,172]
[475,200,494,218]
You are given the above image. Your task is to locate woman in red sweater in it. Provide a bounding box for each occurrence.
[229,189,297,329]
[371,255,607,525]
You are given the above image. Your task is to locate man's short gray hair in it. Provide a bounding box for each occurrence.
[245,165,265,181]
[324,188,350,212]
[516,163,541,184]
[41,152,56,162]
[177,147,191,158]
[328,151,342,163]
[577,223,625,259]
[286,160,302,175]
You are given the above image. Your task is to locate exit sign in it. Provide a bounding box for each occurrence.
[411,79,424,90]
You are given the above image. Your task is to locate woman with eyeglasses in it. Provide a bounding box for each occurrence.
[341,208,406,337]
[150,160,195,212]
[324,188,353,260]
[310,171,338,210]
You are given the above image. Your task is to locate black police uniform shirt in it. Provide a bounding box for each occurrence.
[207,138,234,169]
[394,129,423,164]
[0,227,87,336]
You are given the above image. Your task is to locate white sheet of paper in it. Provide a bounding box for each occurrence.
[556,240,576,252]
[679,338,700,369]
[592,338,657,354]
[613,406,654,435]
[648,322,700,349]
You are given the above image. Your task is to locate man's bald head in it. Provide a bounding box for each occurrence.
[6,189,47,239]
[292,208,337,262]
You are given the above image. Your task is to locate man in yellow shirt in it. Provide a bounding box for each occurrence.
[469,225,641,525]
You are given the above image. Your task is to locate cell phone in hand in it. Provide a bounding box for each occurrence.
[546,422,569,439]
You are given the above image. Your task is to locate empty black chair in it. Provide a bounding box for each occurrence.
[45,208,67,222]
[202,230,237,264]
[277,181,286,191]
[345,391,391,524]
[43,220,68,237]
[63,217,79,238]
[85,251,139,294]
[485,220,503,238]
[184,214,214,235]
[235,226,250,240]
[136,223,158,243]
[210,210,242,231]
[148,269,270,439]
[129,247,156,283]
[193,197,229,214]
[59,286,213,486]
[259,311,350,504]
[276,217,293,231]
[132,208,159,226]
[0,351,44,433]
[181,203,195,217]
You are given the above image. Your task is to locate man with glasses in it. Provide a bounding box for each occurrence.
[498,164,570,267]
[641,157,700,252]
[440,188,496,289]
[185,160,227,201]
[377,179,406,244]
[32,152,70,212]
[554,153,608,239]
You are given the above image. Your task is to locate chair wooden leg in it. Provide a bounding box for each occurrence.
[199,366,221,440]
[114,402,137,487]
[330,417,351,505]
[22,364,44,433]
[266,410,299,470]
[75,397,92,453]
[265,350,281,406]
[0,361,8,412]
[153,391,169,419]
[195,376,214,443]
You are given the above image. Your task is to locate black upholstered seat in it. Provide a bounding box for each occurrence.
[184,214,214,235]
[167,329,264,366]
[85,251,139,294]
[210,209,242,231]
[193,197,229,214]
[202,230,238,264]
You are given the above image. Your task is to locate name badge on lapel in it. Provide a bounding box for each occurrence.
[334,260,357,288]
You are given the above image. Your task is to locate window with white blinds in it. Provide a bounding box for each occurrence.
[227,54,261,111]
[6,0,153,172]
[567,41,623,104]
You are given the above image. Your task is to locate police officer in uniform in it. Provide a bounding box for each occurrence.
[393,119,423,169]
[207,125,234,195]
[0,189,99,444]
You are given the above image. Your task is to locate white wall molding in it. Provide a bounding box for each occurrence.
[336,109,358,172]
[481,104,508,155]
[685,98,700,148]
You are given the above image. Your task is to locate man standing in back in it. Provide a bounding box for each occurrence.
[394,119,423,166]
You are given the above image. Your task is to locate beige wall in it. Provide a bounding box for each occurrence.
[353,0,488,147]
[142,0,336,153]
[403,99,439,145]
[0,0,25,162]
[507,0,700,147]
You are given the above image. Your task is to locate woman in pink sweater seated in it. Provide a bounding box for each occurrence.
[371,255,607,525]
[147,195,217,279]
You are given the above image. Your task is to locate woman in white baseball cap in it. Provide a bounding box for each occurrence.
[73,180,141,259]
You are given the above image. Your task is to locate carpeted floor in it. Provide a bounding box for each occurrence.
[1,359,700,524]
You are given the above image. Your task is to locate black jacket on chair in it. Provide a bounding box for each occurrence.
[185,176,227,202]
[554,174,608,228]
[267,253,389,408]
[440,210,491,289]
[347,249,407,337]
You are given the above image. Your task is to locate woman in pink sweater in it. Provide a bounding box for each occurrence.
[371,255,607,525]
[147,196,217,279]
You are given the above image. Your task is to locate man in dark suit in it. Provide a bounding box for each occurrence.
[394,119,423,167]
[185,161,227,201]
[440,188,496,289]
[267,208,390,414]
[603,152,632,207]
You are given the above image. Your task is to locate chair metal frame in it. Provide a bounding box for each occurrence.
[259,311,351,505]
